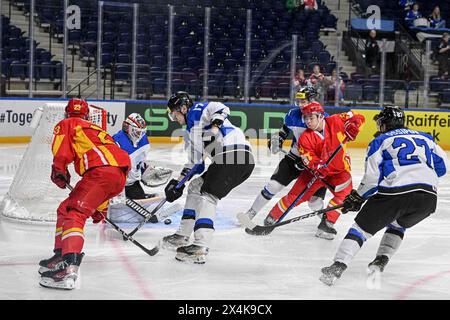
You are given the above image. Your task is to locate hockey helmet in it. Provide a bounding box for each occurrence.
[65,98,89,120]
[167,91,194,121]
[301,101,324,117]
[295,85,317,106]
[123,113,147,145]
[374,105,405,133]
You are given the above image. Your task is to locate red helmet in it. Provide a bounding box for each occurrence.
[65,98,89,119]
[301,101,324,116]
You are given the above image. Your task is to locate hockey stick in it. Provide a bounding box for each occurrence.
[126,163,201,238]
[64,182,159,256]
[245,203,345,236]
[244,139,347,234]
[280,150,351,193]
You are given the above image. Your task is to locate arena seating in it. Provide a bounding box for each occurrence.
[8,0,338,99]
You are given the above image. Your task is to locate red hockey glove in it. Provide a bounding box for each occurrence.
[91,209,106,224]
[51,164,70,189]
[344,121,360,141]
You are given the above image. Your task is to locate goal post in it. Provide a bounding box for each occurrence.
[0,102,107,223]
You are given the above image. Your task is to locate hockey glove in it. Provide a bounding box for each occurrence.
[164,179,185,203]
[342,189,365,214]
[51,164,70,189]
[91,209,106,224]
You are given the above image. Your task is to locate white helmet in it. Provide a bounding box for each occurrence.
[122,113,147,145]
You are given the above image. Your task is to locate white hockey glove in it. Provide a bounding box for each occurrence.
[142,166,173,187]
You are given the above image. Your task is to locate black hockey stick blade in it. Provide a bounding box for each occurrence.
[245,225,275,236]
[245,204,345,236]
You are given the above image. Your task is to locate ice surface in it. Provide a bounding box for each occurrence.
[0,143,449,300]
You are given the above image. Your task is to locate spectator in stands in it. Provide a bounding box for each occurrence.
[405,3,423,28]
[364,30,380,73]
[429,6,446,29]
[286,0,301,12]
[309,64,325,104]
[293,68,308,91]
[324,69,345,102]
[399,0,415,11]
[302,0,318,11]
[437,33,450,78]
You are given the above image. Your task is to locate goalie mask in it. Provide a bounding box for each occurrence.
[123,113,147,145]
[65,98,89,120]
[167,91,194,122]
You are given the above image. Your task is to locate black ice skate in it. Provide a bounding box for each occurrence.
[38,248,62,275]
[39,253,84,290]
[161,233,189,250]
[175,244,209,264]
[316,214,337,240]
[320,261,347,286]
[368,255,389,272]
[366,255,389,289]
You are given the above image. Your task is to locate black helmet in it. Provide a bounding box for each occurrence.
[374,105,405,133]
[295,85,316,106]
[167,91,193,113]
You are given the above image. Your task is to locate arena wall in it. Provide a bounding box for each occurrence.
[1,98,449,150]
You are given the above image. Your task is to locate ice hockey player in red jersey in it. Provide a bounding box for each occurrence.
[38,98,130,290]
[263,101,365,239]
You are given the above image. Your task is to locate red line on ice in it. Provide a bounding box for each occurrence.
[109,238,155,300]
[394,269,450,300]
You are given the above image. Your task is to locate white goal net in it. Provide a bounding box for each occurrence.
[0,103,107,223]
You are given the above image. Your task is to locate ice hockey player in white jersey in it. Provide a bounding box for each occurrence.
[162,91,255,263]
[112,113,172,200]
[320,106,449,286]
[237,86,327,227]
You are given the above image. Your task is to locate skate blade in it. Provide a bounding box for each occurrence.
[39,277,76,290]
[175,254,206,264]
[366,266,382,290]
[319,274,337,286]
[315,230,336,240]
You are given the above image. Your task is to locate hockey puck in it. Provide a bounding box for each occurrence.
[164,218,172,225]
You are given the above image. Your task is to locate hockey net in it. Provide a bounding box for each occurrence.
[0,103,107,223]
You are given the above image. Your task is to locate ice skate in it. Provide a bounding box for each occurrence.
[320,261,347,286]
[366,255,389,290]
[236,208,256,227]
[316,214,337,240]
[38,248,62,275]
[39,253,84,290]
[160,233,190,251]
[175,244,209,264]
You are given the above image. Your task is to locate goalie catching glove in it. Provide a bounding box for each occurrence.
[141,166,173,187]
